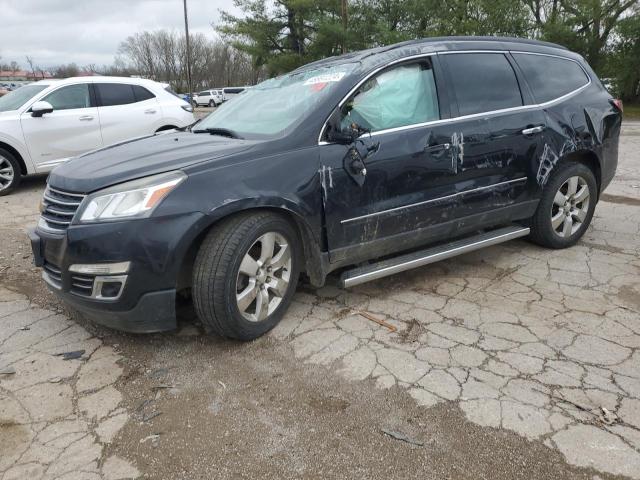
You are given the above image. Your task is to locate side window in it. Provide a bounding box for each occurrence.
[340,62,440,132]
[132,85,155,102]
[96,83,135,107]
[443,53,523,116]
[513,53,589,103]
[42,84,91,110]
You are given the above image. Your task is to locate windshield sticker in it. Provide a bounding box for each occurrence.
[303,71,346,86]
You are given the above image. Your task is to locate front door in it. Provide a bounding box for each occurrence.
[321,58,464,263]
[20,83,102,171]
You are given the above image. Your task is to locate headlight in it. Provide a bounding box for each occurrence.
[77,171,186,223]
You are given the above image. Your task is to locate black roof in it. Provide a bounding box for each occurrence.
[297,36,573,73]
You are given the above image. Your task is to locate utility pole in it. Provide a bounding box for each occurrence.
[183,0,193,100]
[341,0,348,54]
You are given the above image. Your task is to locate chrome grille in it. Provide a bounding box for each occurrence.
[70,273,95,297]
[40,186,85,232]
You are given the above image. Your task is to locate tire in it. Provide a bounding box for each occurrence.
[0,148,21,197]
[208,100,214,107]
[529,161,597,249]
[192,212,301,340]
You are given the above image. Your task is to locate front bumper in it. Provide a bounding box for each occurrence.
[28,211,208,333]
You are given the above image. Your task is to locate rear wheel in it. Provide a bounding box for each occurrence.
[529,161,597,249]
[192,212,300,340]
[0,149,21,196]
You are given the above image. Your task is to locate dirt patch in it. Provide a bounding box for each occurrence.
[600,193,640,206]
[617,284,640,311]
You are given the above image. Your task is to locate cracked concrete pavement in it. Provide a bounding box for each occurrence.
[0,122,639,479]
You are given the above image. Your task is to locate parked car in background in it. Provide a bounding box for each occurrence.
[28,37,621,341]
[222,87,247,101]
[0,76,195,195]
[194,89,224,107]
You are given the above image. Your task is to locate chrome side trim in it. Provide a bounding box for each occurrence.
[340,226,530,287]
[340,177,527,225]
[318,49,592,144]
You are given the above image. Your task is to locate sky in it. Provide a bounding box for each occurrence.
[0,0,240,69]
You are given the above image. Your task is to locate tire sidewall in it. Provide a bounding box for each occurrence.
[537,163,597,248]
[223,217,300,338]
[0,148,20,196]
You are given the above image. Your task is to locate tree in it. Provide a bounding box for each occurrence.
[25,56,36,78]
[218,0,348,75]
[52,63,80,78]
[524,0,638,72]
[608,8,640,102]
[117,30,262,91]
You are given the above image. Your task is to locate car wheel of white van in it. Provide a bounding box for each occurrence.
[208,99,215,107]
[0,149,21,197]
[192,212,300,340]
[529,161,597,249]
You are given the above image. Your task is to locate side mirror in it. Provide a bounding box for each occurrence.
[326,110,358,145]
[31,101,54,117]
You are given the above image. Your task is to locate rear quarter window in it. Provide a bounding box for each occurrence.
[513,53,589,103]
[442,53,523,116]
[96,83,136,106]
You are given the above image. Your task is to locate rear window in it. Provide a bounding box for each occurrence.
[513,53,589,103]
[443,53,523,116]
[96,83,135,106]
[198,91,209,96]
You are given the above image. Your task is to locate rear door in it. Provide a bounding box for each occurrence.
[438,51,546,219]
[95,83,160,145]
[20,83,102,170]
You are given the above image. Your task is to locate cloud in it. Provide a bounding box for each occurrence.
[0,0,239,68]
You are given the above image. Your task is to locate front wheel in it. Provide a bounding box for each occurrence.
[208,100,215,107]
[0,149,21,196]
[529,161,597,249]
[192,212,300,340]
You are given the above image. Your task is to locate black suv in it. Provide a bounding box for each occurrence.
[29,37,621,340]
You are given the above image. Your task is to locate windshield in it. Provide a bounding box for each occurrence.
[0,84,49,112]
[196,64,356,139]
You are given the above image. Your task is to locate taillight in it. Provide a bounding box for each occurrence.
[612,98,624,112]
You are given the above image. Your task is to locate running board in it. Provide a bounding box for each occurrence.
[339,226,530,288]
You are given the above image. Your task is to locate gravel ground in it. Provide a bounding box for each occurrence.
[0,122,639,480]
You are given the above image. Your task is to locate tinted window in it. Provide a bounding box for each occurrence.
[43,84,91,110]
[513,53,589,103]
[443,53,523,116]
[198,91,209,96]
[96,83,135,106]
[132,85,155,101]
[340,63,440,132]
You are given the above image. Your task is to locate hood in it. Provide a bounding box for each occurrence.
[48,131,257,193]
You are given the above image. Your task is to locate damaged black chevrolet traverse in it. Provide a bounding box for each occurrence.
[30,37,622,340]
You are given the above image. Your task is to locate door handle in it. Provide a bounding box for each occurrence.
[425,143,451,152]
[522,125,545,135]
[79,115,94,121]
[144,109,157,114]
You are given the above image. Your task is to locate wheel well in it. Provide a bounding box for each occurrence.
[155,125,178,133]
[0,141,27,175]
[176,207,324,293]
[564,150,601,194]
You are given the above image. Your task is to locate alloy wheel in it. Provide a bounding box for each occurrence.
[550,175,590,238]
[0,156,14,192]
[235,232,292,322]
